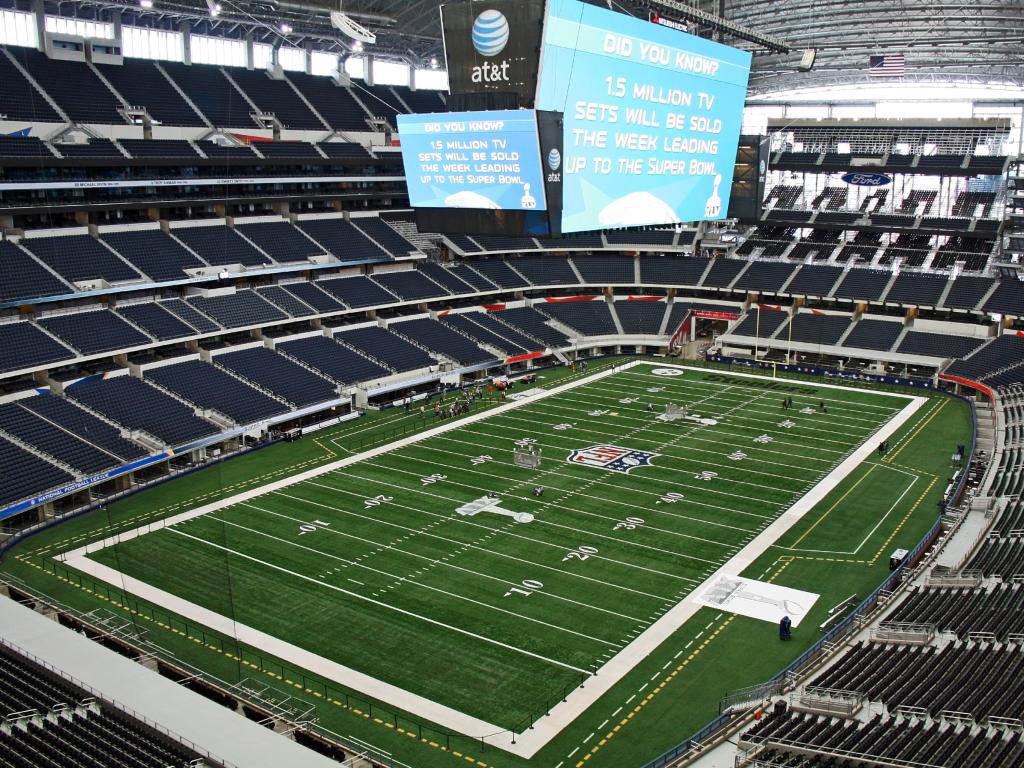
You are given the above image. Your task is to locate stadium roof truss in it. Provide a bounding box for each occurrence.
[51,0,1024,92]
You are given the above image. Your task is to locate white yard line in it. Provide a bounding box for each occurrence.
[773,466,921,556]
[58,361,925,759]
[198,512,651,624]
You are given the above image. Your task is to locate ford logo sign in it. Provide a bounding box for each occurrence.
[842,172,891,187]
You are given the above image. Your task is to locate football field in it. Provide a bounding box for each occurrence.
[63,361,919,755]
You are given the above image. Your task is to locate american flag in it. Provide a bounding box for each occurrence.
[869,54,905,77]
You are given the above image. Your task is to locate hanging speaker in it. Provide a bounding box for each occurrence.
[798,48,817,72]
[330,12,376,45]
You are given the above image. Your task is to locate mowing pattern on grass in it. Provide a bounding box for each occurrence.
[84,364,904,733]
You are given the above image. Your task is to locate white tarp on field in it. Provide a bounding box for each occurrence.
[695,575,820,628]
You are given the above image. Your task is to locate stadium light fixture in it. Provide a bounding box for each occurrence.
[280,22,292,34]
[206,0,221,17]
[138,0,153,8]
[645,0,792,53]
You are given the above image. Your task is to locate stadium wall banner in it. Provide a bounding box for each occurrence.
[937,373,994,400]
[0,452,172,521]
[841,172,892,186]
[543,295,597,303]
[505,351,546,363]
[441,0,545,105]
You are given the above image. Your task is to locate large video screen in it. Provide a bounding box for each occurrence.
[536,0,751,232]
[397,109,547,212]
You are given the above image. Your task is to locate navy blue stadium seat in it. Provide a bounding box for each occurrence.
[573,254,636,284]
[20,236,142,284]
[229,69,326,130]
[277,335,389,384]
[161,61,257,128]
[37,310,151,355]
[256,286,317,317]
[442,314,528,356]
[614,301,667,334]
[337,326,435,372]
[0,322,74,373]
[215,347,337,407]
[639,255,710,286]
[297,219,393,262]
[146,360,287,425]
[417,262,480,294]
[96,59,205,126]
[20,395,147,461]
[509,255,579,286]
[158,298,221,334]
[470,259,531,289]
[119,139,200,159]
[0,53,62,122]
[539,301,618,336]
[897,331,985,358]
[279,282,345,313]
[371,270,449,301]
[235,222,325,263]
[0,402,121,474]
[101,230,206,282]
[187,291,288,328]
[352,218,420,258]
[0,435,74,506]
[117,302,196,341]
[172,227,271,267]
[286,72,370,132]
[317,276,396,308]
[391,318,495,366]
[69,376,219,446]
[491,307,569,347]
[12,49,124,124]
[0,241,72,303]
[833,269,891,301]
[842,319,903,351]
[701,259,746,289]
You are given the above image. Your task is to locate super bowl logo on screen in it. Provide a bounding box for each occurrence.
[442,0,545,102]
[567,445,658,474]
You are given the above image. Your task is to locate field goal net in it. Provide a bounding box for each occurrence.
[661,403,688,422]
[513,444,542,469]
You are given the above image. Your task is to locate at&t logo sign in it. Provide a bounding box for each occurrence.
[471,10,511,83]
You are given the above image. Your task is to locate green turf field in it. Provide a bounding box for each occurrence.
[2,357,973,768]
[70,361,912,739]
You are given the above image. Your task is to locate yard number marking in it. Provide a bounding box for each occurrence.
[563,545,599,562]
[298,519,331,535]
[614,516,645,531]
[504,579,544,598]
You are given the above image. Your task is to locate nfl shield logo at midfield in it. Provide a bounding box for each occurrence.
[567,445,658,473]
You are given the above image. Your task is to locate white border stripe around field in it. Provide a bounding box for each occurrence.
[59,361,926,758]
